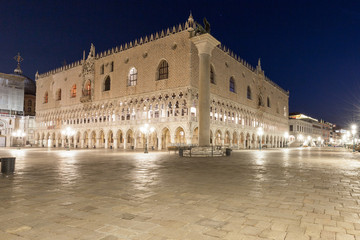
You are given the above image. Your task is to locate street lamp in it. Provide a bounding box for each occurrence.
[140,123,154,153]
[284,132,289,148]
[61,127,75,150]
[12,129,26,148]
[257,127,264,151]
[351,124,357,152]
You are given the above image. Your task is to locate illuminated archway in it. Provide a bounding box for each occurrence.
[175,127,185,145]
[161,128,171,149]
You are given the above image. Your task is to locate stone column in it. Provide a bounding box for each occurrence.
[114,139,118,149]
[55,139,59,147]
[170,134,176,146]
[96,138,100,148]
[158,137,162,150]
[80,139,84,148]
[191,34,220,147]
[105,138,108,149]
[124,140,127,150]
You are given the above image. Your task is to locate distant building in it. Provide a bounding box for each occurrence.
[0,54,36,147]
[288,113,333,147]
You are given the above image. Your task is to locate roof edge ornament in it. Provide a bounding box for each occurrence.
[194,17,211,36]
[13,52,23,75]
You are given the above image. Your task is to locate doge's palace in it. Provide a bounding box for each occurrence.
[35,14,289,150]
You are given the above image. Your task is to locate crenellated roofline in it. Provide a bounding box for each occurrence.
[36,16,196,80]
[36,14,289,97]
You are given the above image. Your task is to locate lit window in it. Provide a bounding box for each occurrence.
[57,89,61,101]
[128,67,137,86]
[71,84,76,98]
[44,92,48,103]
[84,81,91,96]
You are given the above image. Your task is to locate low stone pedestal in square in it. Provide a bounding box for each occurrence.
[183,147,223,157]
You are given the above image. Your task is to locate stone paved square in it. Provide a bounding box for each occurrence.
[1,147,360,239]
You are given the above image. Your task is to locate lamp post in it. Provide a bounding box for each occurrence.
[61,127,75,150]
[257,127,264,151]
[351,124,357,152]
[140,123,154,153]
[12,129,26,148]
[284,132,289,148]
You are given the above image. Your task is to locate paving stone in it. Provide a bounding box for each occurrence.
[0,147,359,239]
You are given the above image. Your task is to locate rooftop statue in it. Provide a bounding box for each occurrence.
[195,18,211,35]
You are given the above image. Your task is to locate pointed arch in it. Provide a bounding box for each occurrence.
[247,86,252,100]
[128,67,137,86]
[57,89,61,101]
[44,91,48,103]
[157,60,169,80]
[84,80,91,96]
[258,94,264,107]
[104,76,111,91]
[229,77,235,92]
[71,84,77,98]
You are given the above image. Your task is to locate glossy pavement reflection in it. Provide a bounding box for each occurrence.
[1,147,360,240]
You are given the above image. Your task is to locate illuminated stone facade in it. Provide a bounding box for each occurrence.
[288,113,328,147]
[35,15,289,149]
[0,70,36,147]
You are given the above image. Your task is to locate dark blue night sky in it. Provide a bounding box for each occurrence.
[1,0,360,127]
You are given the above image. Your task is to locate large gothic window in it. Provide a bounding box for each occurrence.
[157,60,169,80]
[84,81,91,96]
[71,84,76,98]
[104,76,111,91]
[247,86,252,100]
[229,77,235,92]
[128,67,137,86]
[44,92,48,103]
[210,65,215,84]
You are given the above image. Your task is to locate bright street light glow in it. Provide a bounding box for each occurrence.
[298,134,304,141]
[61,127,75,137]
[284,132,289,139]
[351,124,357,135]
[12,129,26,137]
